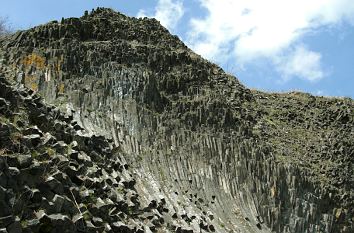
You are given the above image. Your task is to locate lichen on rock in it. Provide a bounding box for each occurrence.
[0,7,353,233]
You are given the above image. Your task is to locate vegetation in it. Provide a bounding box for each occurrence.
[0,17,10,36]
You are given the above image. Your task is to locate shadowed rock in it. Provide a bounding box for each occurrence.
[0,7,353,233]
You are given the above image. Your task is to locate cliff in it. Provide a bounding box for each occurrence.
[0,8,353,233]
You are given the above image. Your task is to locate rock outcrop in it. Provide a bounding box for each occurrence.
[0,8,353,233]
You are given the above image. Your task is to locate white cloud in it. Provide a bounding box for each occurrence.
[275,46,324,81]
[188,0,354,80]
[315,90,325,96]
[137,0,184,31]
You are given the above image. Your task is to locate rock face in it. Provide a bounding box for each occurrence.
[0,7,353,233]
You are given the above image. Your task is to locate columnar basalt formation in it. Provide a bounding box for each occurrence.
[0,8,353,233]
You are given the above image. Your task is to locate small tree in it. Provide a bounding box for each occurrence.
[0,17,10,36]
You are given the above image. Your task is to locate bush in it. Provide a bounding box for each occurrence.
[0,17,10,36]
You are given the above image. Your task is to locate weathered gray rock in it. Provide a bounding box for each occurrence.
[24,218,40,232]
[44,214,76,233]
[0,124,11,146]
[45,176,64,194]
[6,154,32,169]
[23,126,42,136]
[22,134,41,148]
[0,7,352,233]
[0,216,14,228]
[6,217,21,233]
[7,167,20,177]
[111,221,135,232]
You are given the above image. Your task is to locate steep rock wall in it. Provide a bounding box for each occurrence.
[0,8,353,233]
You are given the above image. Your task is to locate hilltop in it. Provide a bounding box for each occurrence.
[0,8,353,233]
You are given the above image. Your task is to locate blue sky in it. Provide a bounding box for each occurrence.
[1,0,353,98]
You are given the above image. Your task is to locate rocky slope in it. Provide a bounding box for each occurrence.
[0,76,199,233]
[0,8,353,233]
